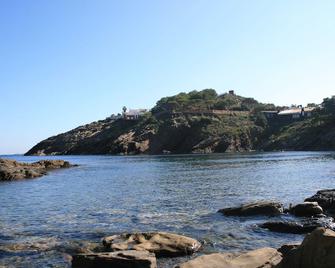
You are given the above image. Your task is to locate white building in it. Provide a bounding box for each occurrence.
[278,107,315,120]
[123,109,148,120]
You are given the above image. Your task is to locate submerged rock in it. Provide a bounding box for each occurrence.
[72,250,157,268]
[102,232,201,257]
[277,228,335,268]
[0,158,76,181]
[260,217,335,234]
[175,247,282,268]
[218,201,284,216]
[290,202,323,217]
[305,189,335,211]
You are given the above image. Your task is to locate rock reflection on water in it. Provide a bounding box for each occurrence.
[1,152,335,267]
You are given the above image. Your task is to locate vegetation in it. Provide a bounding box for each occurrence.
[151,89,277,114]
[263,96,335,150]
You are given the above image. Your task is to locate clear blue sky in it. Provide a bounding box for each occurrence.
[0,0,334,154]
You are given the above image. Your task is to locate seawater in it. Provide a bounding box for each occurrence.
[1,152,335,267]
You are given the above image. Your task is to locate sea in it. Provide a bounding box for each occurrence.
[1,152,335,267]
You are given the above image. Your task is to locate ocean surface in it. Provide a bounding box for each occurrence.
[1,152,335,267]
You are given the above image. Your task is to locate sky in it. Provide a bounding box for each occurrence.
[0,0,335,154]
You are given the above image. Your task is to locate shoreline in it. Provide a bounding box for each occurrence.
[21,149,335,157]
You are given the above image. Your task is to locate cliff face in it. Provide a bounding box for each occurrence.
[26,112,264,155]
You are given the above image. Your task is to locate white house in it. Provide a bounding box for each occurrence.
[123,109,147,120]
[278,107,315,120]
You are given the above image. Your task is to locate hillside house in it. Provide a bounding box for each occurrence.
[123,109,147,120]
[277,107,315,120]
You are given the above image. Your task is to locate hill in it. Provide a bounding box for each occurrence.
[25,90,335,155]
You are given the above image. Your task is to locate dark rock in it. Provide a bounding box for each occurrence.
[175,247,282,268]
[0,158,75,181]
[290,202,323,217]
[277,243,300,257]
[260,217,335,234]
[277,228,335,268]
[218,201,284,216]
[72,250,157,268]
[305,189,335,211]
[102,232,201,257]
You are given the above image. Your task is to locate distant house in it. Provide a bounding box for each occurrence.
[278,107,315,120]
[303,107,315,117]
[123,109,147,120]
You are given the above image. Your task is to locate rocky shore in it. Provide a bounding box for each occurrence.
[0,158,76,181]
[70,228,335,268]
[67,189,335,267]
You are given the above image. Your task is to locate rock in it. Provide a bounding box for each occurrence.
[260,217,335,234]
[277,243,300,257]
[72,250,157,268]
[277,228,335,268]
[102,232,201,257]
[0,158,75,181]
[34,160,72,169]
[175,247,282,268]
[290,202,323,217]
[218,201,284,216]
[305,189,335,211]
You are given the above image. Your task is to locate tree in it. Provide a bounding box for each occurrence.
[322,97,335,115]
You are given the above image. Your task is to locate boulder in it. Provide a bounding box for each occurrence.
[290,202,323,217]
[72,250,157,268]
[175,247,282,268]
[260,217,335,234]
[305,189,335,211]
[218,201,283,216]
[277,243,300,257]
[277,228,335,268]
[0,158,75,181]
[102,232,201,257]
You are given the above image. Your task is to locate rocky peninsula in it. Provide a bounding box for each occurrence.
[0,158,76,181]
[25,89,335,156]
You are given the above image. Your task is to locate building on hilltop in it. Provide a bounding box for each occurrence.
[123,108,148,120]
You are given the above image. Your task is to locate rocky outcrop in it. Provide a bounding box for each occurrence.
[72,250,157,268]
[289,202,323,217]
[305,189,335,211]
[102,232,201,257]
[0,158,75,181]
[175,247,282,268]
[260,218,335,234]
[277,228,335,268]
[218,201,284,216]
